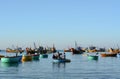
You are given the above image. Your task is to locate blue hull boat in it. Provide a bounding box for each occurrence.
[53,59,71,63]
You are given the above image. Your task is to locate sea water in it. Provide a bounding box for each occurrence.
[0,51,120,79]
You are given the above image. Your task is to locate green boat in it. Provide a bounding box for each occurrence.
[88,55,98,60]
[32,54,40,60]
[1,56,20,63]
[40,54,48,58]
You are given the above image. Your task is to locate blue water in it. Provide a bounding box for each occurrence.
[0,51,120,79]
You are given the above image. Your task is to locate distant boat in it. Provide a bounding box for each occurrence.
[87,46,98,53]
[31,54,40,60]
[40,54,48,58]
[88,55,98,60]
[6,47,24,53]
[70,42,85,54]
[101,53,117,57]
[26,47,36,54]
[108,48,119,53]
[70,48,85,54]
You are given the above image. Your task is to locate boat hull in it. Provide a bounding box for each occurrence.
[40,54,48,58]
[22,55,32,62]
[1,56,20,63]
[88,56,98,60]
[101,53,117,57]
[53,59,71,63]
[32,54,40,60]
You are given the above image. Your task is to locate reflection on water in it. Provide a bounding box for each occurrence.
[52,62,66,68]
[0,63,19,67]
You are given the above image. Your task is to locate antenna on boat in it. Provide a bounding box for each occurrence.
[75,41,78,49]
[117,44,119,49]
[34,42,37,49]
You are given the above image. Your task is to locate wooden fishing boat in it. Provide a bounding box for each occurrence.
[6,48,24,53]
[53,59,71,63]
[108,48,120,53]
[101,53,117,57]
[70,48,85,54]
[70,42,85,54]
[31,54,40,60]
[1,56,20,63]
[88,55,98,60]
[87,46,98,53]
[22,55,32,62]
[40,54,48,58]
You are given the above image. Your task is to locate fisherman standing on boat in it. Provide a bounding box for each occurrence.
[63,52,66,59]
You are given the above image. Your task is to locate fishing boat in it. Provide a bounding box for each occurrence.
[22,55,32,62]
[108,48,120,53]
[52,52,71,63]
[40,54,48,58]
[32,54,40,60]
[88,55,98,60]
[53,59,71,63]
[70,42,85,54]
[46,44,56,53]
[101,53,117,57]
[6,47,24,53]
[87,46,98,53]
[71,48,85,54]
[1,56,20,63]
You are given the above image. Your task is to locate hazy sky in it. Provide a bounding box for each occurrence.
[0,0,120,49]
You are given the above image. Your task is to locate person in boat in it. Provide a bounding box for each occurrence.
[52,53,57,59]
[60,52,66,59]
[52,52,59,59]
[63,52,66,59]
[52,52,63,59]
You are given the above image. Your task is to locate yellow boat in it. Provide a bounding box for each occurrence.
[22,55,32,62]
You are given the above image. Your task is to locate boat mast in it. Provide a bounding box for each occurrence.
[75,41,78,49]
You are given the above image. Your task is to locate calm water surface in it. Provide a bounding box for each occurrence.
[0,51,120,79]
